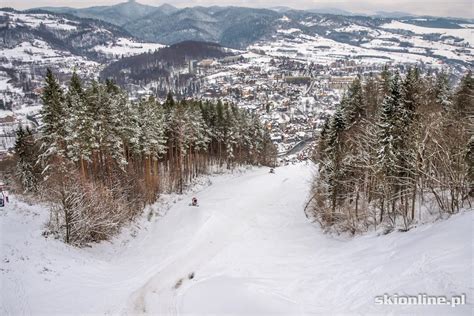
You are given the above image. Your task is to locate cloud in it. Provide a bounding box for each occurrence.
[3,0,473,18]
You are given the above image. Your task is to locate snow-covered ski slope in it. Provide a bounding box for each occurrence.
[0,164,472,315]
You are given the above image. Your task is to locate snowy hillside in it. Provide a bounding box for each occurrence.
[93,38,164,58]
[0,8,166,143]
[249,20,473,67]
[1,9,165,61]
[31,3,474,69]
[1,164,472,314]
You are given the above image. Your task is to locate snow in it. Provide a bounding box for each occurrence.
[0,40,99,68]
[2,12,79,31]
[335,24,381,37]
[300,20,318,27]
[93,38,165,58]
[255,22,473,65]
[249,33,441,65]
[277,28,302,34]
[0,40,65,62]
[381,21,473,44]
[0,164,472,314]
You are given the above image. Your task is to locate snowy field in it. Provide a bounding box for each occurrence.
[0,164,472,315]
[93,38,165,58]
[381,21,473,43]
[248,21,474,66]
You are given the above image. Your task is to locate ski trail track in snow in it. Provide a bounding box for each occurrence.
[0,163,472,315]
[127,167,304,314]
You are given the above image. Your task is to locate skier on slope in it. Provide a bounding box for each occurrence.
[0,182,7,206]
[2,188,8,203]
[191,197,198,207]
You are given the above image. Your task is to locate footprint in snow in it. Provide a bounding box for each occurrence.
[173,272,195,289]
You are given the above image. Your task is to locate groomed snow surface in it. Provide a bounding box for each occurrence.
[0,164,472,315]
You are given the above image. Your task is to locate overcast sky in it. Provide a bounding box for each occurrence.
[3,0,473,19]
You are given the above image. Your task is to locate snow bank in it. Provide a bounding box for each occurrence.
[0,164,472,315]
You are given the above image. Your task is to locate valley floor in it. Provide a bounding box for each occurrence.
[0,163,472,315]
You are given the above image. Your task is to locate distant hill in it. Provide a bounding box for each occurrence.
[374,11,415,18]
[0,8,133,61]
[122,6,281,49]
[37,1,177,26]
[100,40,233,84]
[22,1,474,64]
[307,8,354,16]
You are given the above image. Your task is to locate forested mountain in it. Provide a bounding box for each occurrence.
[28,2,473,69]
[39,1,177,27]
[309,69,472,234]
[31,1,472,48]
[14,70,276,245]
[100,41,233,95]
[37,3,280,48]
[123,6,281,48]
[0,8,134,61]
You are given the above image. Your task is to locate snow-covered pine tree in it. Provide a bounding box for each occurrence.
[377,72,402,177]
[186,102,210,177]
[104,81,128,171]
[38,68,67,175]
[379,65,392,97]
[236,109,253,164]
[399,67,422,224]
[64,72,93,178]
[14,126,40,193]
[224,104,239,168]
[453,71,473,118]
[137,96,167,196]
[86,81,128,181]
[433,71,452,112]
[189,103,210,152]
[324,99,347,214]
[363,73,380,118]
[344,76,364,126]
[215,100,226,165]
[138,96,167,163]
[376,72,403,222]
[250,114,265,164]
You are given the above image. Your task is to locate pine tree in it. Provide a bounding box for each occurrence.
[344,77,364,125]
[64,72,93,177]
[363,73,379,118]
[189,103,210,152]
[68,71,83,96]
[39,68,66,173]
[138,96,167,161]
[379,65,392,97]
[224,104,239,166]
[323,101,347,214]
[433,71,452,111]
[399,68,421,221]
[15,126,40,192]
[103,85,129,171]
[453,71,473,118]
[377,72,402,177]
